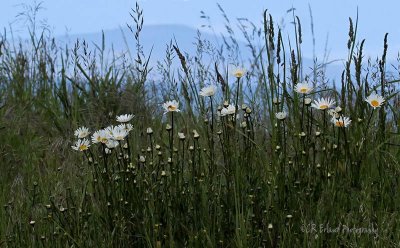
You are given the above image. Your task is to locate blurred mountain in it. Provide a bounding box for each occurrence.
[57,24,345,83]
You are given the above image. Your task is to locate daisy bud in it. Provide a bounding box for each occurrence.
[240,122,247,128]
[155,145,161,150]
[275,111,287,120]
[335,106,342,113]
[166,124,172,131]
[146,127,153,135]
[223,101,229,107]
[315,131,321,137]
[139,156,146,163]
[178,132,185,140]
[241,104,248,110]
[245,107,252,114]
[268,223,273,229]
[304,98,312,105]
[161,171,167,176]
[193,130,200,139]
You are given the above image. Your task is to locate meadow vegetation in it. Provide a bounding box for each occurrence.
[0,3,399,247]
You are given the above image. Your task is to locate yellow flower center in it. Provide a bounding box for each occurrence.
[320,104,328,110]
[168,105,177,111]
[101,138,108,143]
[300,88,308,93]
[234,72,244,78]
[371,100,380,107]
[79,144,88,151]
[335,121,344,127]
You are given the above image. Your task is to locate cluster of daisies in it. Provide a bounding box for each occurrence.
[72,65,387,154]
[71,114,135,152]
[275,82,385,128]
[161,66,246,116]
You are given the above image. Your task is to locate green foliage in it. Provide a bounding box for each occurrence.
[0,4,399,247]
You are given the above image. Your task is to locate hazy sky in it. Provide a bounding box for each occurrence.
[1,0,400,59]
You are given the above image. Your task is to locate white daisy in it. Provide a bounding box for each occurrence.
[74,126,90,139]
[311,97,335,110]
[331,116,351,128]
[178,132,185,140]
[365,93,385,109]
[92,129,111,144]
[220,104,236,116]
[304,98,312,105]
[71,139,90,152]
[163,100,180,114]
[105,139,119,149]
[193,130,200,139]
[231,66,246,78]
[294,82,313,94]
[110,125,129,141]
[116,114,134,123]
[199,85,217,97]
[275,111,287,120]
[117,123,133,133]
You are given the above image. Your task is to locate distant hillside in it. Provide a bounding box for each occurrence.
[57,24,346,82]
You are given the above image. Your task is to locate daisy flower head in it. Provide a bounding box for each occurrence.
[163,100,180,114]
[105,139,119,149]
[199,85,217,97]
[294,82,313,94]
[116,114,134,123]
[117,123,133,133]
[331,116,351,128]
[231,66,246,78]
[328,110,338,119]
[304,98,312,106]
[220,104,236,116]
[110,125,129,141]
[92,129,111,144]
[311,97,335,110]
[71,138,90,152]
[275,111,287,120]
[365,93,385,109]
[178,132,186,140]
[74,126,90,139]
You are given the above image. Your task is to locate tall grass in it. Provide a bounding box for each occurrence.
[0,3,399,247]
